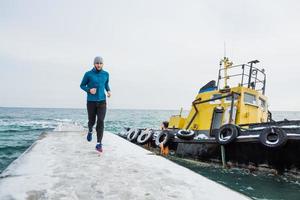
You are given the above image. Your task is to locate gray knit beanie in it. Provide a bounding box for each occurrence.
[94,56,103,64]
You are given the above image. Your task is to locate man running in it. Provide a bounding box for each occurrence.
[80,56,111,152]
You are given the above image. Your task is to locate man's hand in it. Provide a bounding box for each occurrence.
[107,91,112,98]
[89,88,97,95]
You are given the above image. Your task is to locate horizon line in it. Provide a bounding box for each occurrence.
[0,106,186,111]
[0,106,299,112]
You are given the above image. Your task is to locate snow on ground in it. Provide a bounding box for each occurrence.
[0,127,248,200]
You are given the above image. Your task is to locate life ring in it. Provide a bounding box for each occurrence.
[127,128,141,142]
[259,127,287,148]
[155,131,173,147]
[137,129,154,145]
[176,130,195,140]
[215,124,239,145]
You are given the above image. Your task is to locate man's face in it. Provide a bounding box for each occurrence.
[94,63,104,71]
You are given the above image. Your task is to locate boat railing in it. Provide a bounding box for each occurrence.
[217,61,266,94]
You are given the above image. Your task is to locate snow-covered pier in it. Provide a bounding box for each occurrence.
[0,130,248,199]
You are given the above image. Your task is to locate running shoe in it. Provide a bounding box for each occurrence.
[95,143,103,152]
[87,132,92,142]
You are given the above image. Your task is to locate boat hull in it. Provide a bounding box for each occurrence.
[175,140,300,174]
[119,120,300,175]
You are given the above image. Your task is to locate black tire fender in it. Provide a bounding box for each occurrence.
[119,127,130,138]
[259,127,287,148]
[127,128,141,142]
[176,130,195,140]
[155,131,173,147]
[137,129,154,145]
[215,124,239,145]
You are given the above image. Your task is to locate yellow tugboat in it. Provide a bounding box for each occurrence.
[169,57,268,134]
[120,57,300,174]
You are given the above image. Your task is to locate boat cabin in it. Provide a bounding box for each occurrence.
[168,58,269,134]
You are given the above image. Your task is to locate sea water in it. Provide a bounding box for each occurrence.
[0,107,300,200]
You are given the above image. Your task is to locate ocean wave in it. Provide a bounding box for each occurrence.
[29,118,74,123]
[0,118,85,133]
[0,120,56,127]
[0,145,28,152]
[0,128,54,133]
[0,116,15,120]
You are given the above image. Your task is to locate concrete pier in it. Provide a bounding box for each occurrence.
[0,130,248,200]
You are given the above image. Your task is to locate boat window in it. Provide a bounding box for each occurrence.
[212,94,222,99]
[244,93,257,105]
[210,94,222,104]
[225,94,238,102]
[258,98,266,108]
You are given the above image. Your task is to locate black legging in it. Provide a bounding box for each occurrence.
[87,101,107,143]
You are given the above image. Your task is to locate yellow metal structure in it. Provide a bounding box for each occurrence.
[182,86,268,130]
[169,115,186,129]
[168,108,186,129]
[222,57,233,87]
[167,58,268,134]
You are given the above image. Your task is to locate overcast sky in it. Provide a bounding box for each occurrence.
[1,0,300,110]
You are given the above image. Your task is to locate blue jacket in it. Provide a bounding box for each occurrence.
[80,68,111,101]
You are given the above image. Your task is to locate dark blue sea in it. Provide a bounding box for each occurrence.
[0,107,300,200]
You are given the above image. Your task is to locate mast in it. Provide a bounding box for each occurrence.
[220,57,233,88]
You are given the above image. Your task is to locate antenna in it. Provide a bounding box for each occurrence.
[223,42,226,58]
